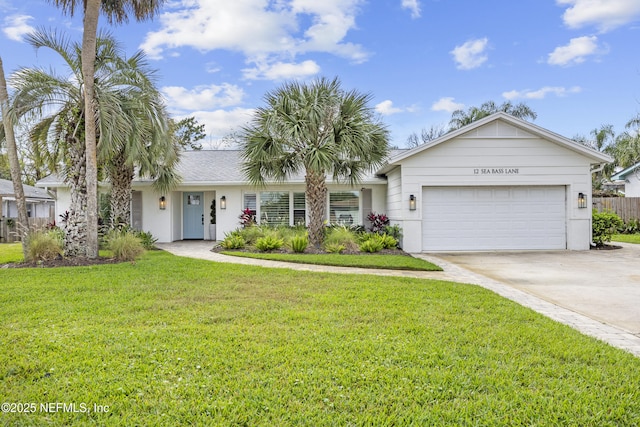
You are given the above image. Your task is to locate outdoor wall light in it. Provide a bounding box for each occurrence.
[220,196,227,210]
[159,196,167,210]
[409,194,417,211]
[578,192,587,209]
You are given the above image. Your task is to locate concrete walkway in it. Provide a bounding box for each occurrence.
[157,241,640,357]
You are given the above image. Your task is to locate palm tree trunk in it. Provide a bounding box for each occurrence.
[108,152,134,228]
[0,57,30,258]
[82,0,100,259]
[305,170,327,247]
[63,134,88,257]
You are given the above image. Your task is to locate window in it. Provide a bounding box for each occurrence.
[329,191,360,225]
[293,192,306,226]
[260,192,289,226]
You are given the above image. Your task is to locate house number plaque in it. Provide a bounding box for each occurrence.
[473,168,519,175]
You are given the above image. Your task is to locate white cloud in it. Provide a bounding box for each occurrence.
[140,0,369,70]
[431,97,465,113]
[547,36,606,66]
[2,14,35,42]
[242,59,321,80]
[401,0,421,18]
[450,38,489,70]
[375,100,403,116]
[502,86,582,100]
[161,83,246,111]
[557,0,640,32]
[191,108,255,148]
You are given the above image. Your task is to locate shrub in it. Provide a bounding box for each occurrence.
[238,226,266,245]
[107,231,145,262]
[239,208,256,228]
[26,230,63,262]
[360,236,384,253]
[289,234,308,253]
[324,243,346,254]
[255,235,284,252]
[324,226,358,250]
[135,230,158,250]
[367,212,390,234]
[380,233,399,249]
[620,218,640,234]
[220,234,246,250]
[383,224,403,242]
[592,210,623,246]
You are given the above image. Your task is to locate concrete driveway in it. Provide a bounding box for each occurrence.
[430,243,640,337]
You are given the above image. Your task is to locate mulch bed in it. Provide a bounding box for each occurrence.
[212,245,411,256]
[2,257,123,269]
[590,243,622,250]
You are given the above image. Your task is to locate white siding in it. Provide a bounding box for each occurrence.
[393,119,596,252]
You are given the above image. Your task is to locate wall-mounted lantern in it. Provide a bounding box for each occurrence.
[409,194,417,211]
[220,196,227,210]
[159,196,167,210]
[578,192,587,209]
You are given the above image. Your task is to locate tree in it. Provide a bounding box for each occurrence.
[172,116,206,151]
[449,100,537,130]
[406,124,446,148]
[11,30,177,252]
[241,77,390,247]
[611,116,640,170]
[0,57,30,258]
[47,0,165,258]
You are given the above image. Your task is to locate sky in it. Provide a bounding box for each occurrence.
[1,0,640,149]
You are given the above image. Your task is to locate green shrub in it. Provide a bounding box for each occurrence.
[220,234,246,250]
[324,243,346,254]
[238,225,266,244]
[620,218,640,234]
[324,226,358,249]
[383,224,403,242]
[107,231,145,261]
[26,230,63,262]
[380,233,399,249]
[359,234,384,253]
[135,230,158,250]
[289,234,309,253]
[255,235,284,252]
[593,210,623,246]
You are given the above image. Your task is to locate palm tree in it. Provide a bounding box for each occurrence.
[11,30,177,254]
[93,44,179,227]
[0,57,29,258]
[241,77,390,247]
[47,0,165,258]
[449,100,537,130]
[611,117,640,170]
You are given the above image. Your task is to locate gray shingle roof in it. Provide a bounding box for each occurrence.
[37,149,402,187]
[0,178,53,200]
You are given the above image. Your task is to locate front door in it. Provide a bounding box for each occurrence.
[183,192,204,239]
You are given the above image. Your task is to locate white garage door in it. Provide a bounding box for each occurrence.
[422,186,566,251]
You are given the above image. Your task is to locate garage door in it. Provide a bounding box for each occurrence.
[422,186,566,251]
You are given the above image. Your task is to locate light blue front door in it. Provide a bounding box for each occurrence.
[183,192,204,239]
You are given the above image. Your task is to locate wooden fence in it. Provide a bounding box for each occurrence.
[592,197,640,223]
[0,217,53,243]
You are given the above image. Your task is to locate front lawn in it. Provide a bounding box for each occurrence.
[612,234,640,244]
[0,243,24,264]
[221,251,442,271]
[1,251,639,426]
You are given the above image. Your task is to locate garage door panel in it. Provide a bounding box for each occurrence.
[422,186,566,251]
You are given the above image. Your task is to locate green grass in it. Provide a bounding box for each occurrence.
[612,234,640,244]
[221,251,442,271]
[1,251,640,426]
[0,243,24,264]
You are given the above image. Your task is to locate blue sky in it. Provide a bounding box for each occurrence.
[1,0,640,148]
